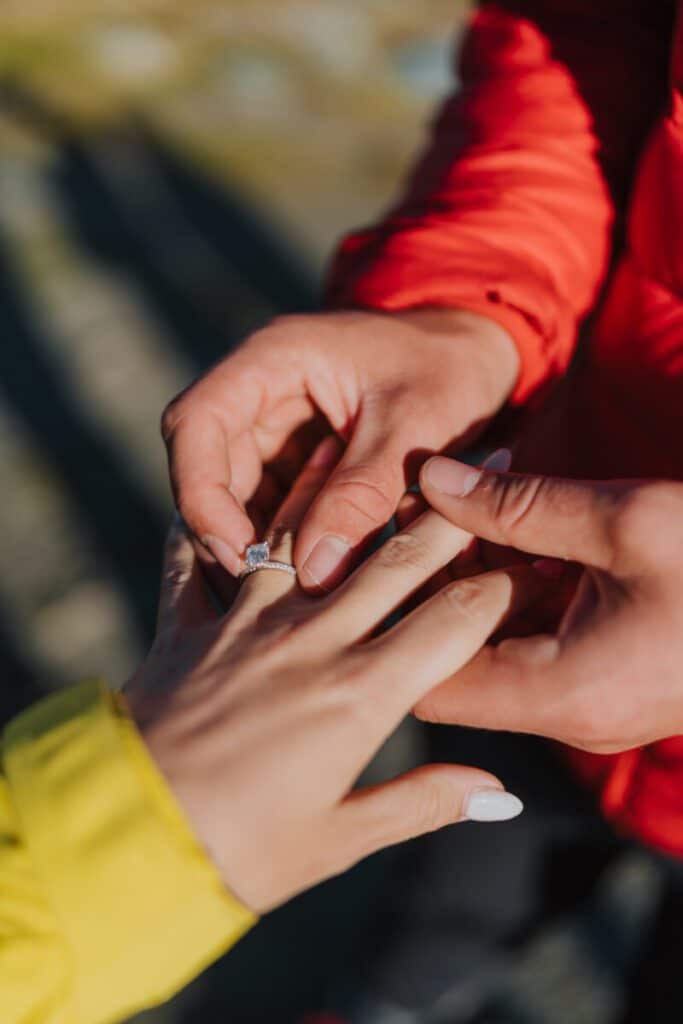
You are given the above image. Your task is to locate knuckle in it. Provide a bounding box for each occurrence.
[486,474,548,541]
[438,577,490,620]
[160,395,186,441]
[330,468,397,528]
[375,531,432,573]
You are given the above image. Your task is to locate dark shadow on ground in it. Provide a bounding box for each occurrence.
[0,79,320,654]
[0,81,317,376]
[0,598,46,726]
[0,237,167,641]
[167,850,397,1024]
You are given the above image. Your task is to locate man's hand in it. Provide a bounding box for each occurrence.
[416,456,683,754]
[162,308,518,590]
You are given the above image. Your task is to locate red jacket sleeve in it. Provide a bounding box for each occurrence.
[326,2,673,404]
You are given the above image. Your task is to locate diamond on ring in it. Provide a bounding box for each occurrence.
[245,542,271,566]
[239,541,297,581]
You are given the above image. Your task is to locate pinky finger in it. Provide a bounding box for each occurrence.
[337,763,523,860]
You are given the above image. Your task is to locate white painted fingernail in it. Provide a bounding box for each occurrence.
[464,788,524,822]
[481,448,512,472]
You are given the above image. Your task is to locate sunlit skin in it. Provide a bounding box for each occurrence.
[415,457,683,755]
[161,308,518,590]
[126,439,536,914]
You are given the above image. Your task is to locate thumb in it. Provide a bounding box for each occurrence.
[339,764,523,861]
[294,411,410,591]
[420,453,621,568]
[156,518,217,633]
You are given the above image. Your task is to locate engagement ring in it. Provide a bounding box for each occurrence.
[239,542,297,581]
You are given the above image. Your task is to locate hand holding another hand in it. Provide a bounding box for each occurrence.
[417,457,683,754]
[162,308,518,590]
[126,440,532,914]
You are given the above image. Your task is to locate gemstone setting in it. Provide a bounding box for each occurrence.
[245,542,270,566]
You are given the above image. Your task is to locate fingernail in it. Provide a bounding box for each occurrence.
[300,535,352,590]
[532,557,565,580]
[482,447,512,472]
[464,788,524,822]
[202,535,242,576]
[423,457,482,497]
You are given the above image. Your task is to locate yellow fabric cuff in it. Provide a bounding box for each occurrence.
[3,681,255,1024]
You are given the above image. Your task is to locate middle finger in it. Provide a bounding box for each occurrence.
[235,436,342,609]
[311,509,473,644]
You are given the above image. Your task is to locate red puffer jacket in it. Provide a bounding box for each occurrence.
[327,1,683,856]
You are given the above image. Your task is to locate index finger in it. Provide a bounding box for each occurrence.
[420,458,624,569]
[235,436,343,610]
[164,410,255,575]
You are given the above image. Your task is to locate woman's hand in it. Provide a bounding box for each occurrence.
[416,457,683,754]
[126,439,530,914]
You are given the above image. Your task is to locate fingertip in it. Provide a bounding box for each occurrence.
[420,457,482,498]
[202,534,244,576]
[180,486,255,576]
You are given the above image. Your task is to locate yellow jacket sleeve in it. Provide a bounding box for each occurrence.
[0,681,256,1024]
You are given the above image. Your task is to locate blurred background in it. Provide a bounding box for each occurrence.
[0,2,667,1023]
[0,0,462,696]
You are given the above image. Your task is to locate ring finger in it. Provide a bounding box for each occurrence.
[235,436,343,608]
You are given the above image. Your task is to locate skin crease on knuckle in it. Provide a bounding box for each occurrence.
[327,469,399,530]
[409,774,451,836]
[374,531,433,573]
[438,576,501,623]
[488,474,549,541]
[160,399,182,441]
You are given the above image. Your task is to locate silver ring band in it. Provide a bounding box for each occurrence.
[239,542,297,582]
[240,560,297,580]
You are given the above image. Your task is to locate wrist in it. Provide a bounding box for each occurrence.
[394,307,520,416]
[124,686,225,875]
